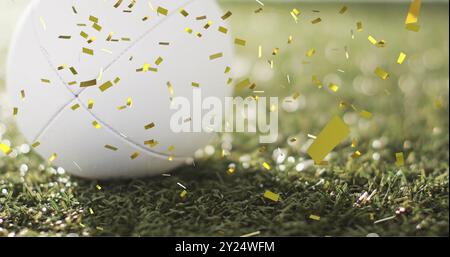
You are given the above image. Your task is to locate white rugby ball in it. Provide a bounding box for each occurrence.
[7,0,233,179]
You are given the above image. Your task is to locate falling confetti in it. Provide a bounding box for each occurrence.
[307,116,350,164]
[263,190,280,202]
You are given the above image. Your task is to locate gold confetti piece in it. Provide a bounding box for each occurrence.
[69,67,78,75]
[368,35,378,45]
[258,45,262,58]
[106,32,114,41]
[71,103,80,111]
[32,141,41,148]
[234,38,246,46]
[396,152,405,167]
[309,215,321,221]
[142,16,149,21]
[121,37,131,42]
[351,150,362,159]
[209,52,223,60]
[339,101,349,109]
[144,122,155,130]
[59,35,71,39]
[41,78,51,84]
[307,116,350,164]
[20,90,26,101]
[92,121,102,129]
[374,67,390,80]
[82,47,94,55]
[218,26,228,34]
[113,0,123,8]
[87,36,96,44]
[221,11,232,20]
[290,8,301,23]
[405,0,421,25]
[191,82,200,88]
[263,190,280,202]
[88,99,94,110]
[204,20,213,29]
[99,81,113,92]
[329,83,339,92]
[359,110,373,119]
[157,6,168,16]
[155,56,164,66]
[126,97,133,107]
[12,107,18,116]
[272,48,279,56]
[89,15,98,23]
[166,81,174,96]
[311,18,322,24]
[129,152,140,160]
[48,153,57,163]
[128,0,136,9]
[241,231,261,238]
[236,78,251,89]
[0,143,12,155]
[179,8,189,17]
[397,52,407,64]
[80,79,97,88]
[143,63,151,72]
[288,35,293,44]
[255,8,263,14]
[376,40,386,48]
[96,185,102,190]
[306,48,316,57]
[89,208,94,215]
[180,190,188,198]
[168,145,175,152]
[80,31,89,39]
[339,6,348,14]
[144,140,159,148]
[356,21,363,32]
[307,134,317,140]
[168,154,174,161]
[159,41,170,46]
[72,6,78,14]
[227,165,236,175]
[312,75,323,88]
[351,138,358,148]
[262,162,271,171]
[94,71,103,85]
[224,66,231,74]
[57,65,66,70]
[104,145,118,151]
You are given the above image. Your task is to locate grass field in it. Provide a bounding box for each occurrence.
[0,1,449,236]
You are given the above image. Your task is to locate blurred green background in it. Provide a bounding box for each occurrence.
[0,1,448,236]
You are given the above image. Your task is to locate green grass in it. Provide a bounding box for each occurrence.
[0,2,449,236]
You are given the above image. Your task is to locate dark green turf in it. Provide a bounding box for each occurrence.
[0,2,448,236]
